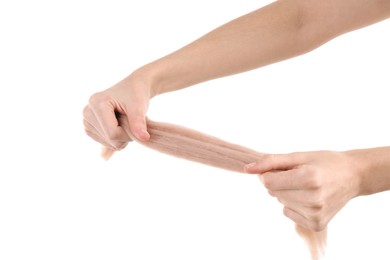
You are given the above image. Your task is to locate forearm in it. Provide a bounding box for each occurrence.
[141,0,307,96]
[133,0,390,97]
[347,147,390,196]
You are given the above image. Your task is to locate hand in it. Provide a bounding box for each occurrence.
[245,151,362,231]
[83,73,152,156]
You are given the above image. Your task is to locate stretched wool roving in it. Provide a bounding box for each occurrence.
[102,117,327,260]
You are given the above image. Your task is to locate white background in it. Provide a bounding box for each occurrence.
[1,1,389,259]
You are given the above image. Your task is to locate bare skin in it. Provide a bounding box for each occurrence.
[245,148,390,231]
[83,0,390,252]
[83,0,390,146]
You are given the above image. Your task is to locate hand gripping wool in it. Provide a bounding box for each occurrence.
[103,117,327,260]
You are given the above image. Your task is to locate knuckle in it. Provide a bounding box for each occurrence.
[88,92,106,105]
[88,92,113,111]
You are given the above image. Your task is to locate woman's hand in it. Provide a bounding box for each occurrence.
[83,73,152,155]
[245,151,363,231]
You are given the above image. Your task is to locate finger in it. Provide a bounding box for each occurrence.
[83,106,106,137]
[86,128,127,161]
[83,118,116,146]
[260,168,308,190]
[284,207,327,232]
[283,206,311,230]
[84,118,129,151]
[116,112,150,142]
[269,191,305,214]
[83,116,103,138]
[245,153,304,173]
[125,108,150,141]
[268,189,312,205]
[88,94,129,148]
[84,125,116,149]
[271,192,328,229]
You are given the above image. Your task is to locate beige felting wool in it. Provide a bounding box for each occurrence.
[103,117,327,260]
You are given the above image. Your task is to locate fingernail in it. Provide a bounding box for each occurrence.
[137,128,150,141]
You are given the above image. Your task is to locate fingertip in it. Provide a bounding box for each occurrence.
[129,120,150,142]
[244,162,257,173]
[121,116,150,141]
[136,128,150,142]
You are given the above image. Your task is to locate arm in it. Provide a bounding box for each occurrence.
[83,0,390,148]
[348,147,390,195]
[140,0,390,96]
[244,147,390,231]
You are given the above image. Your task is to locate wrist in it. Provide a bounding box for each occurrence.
[344,149,371,197]
[345,147,390,196]
[129,64,164,99]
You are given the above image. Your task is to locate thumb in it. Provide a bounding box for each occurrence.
[128,114,150,142]
[244,153,302,173]
[118,111,150,142]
